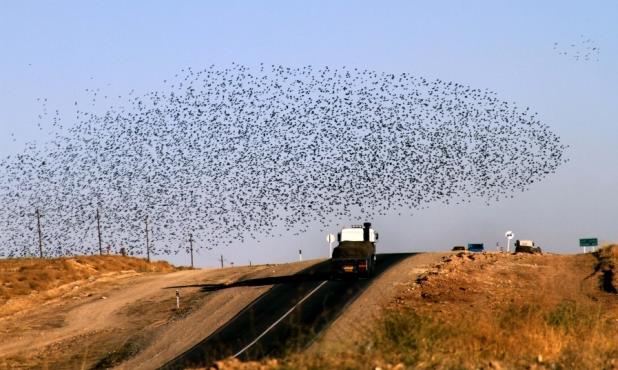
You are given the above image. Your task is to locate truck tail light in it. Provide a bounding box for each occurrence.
[358,261,367,271]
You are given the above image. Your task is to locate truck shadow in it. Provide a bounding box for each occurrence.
[166,261,332,292]
[198,272,331,292]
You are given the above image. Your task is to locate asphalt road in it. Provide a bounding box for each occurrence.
[159,253,414,370]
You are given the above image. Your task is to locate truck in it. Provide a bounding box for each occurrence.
[331,222,378,278]
[514,240,542,254]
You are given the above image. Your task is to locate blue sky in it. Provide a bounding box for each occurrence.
[1,1,617,266]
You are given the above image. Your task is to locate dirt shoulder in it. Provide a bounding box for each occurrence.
[0,259,322,370]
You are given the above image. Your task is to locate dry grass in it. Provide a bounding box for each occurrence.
[353,300,617,369]
[0,255,174,302]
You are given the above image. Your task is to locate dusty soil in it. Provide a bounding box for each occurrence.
[0,258,322,370]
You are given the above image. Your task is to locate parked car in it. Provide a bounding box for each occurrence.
[514,240,542,254]
[467,243,484,253]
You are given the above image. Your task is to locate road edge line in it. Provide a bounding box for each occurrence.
[233,280,328,358]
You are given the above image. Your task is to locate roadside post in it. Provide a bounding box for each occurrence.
[505,231,514,253]
[579,238,598,253]
[299,249,302,262]
[175,289,180,309]
[326,233,335,257]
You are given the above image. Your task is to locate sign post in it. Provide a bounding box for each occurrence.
[579,238,598,253]
[505,231,514,253]
[326,233,335,257]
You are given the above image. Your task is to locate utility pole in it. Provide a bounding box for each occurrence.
[220,254,224,268]
[96,208,103,255]
[35,208,43,258]
[188,233,194,268]
[145,215,150,262]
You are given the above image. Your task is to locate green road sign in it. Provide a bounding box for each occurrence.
[579,238,598,247]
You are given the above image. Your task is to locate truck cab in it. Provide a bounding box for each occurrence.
[331,222,377,278]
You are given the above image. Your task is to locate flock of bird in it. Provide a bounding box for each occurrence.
[553,35,600,62]
[0,64,567,257]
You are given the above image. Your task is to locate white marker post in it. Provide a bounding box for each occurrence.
[175,289,180,309]
[326,233,335,257]
[505,231,514,253]
[299,249,302,262]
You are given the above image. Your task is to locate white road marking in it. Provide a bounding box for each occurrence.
[233,280,329,358]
